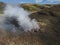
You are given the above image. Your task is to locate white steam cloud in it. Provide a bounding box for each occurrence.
[4,4,40,32]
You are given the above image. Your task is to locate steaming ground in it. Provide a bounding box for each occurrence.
[0,4,40,34]
[0,4,60,45]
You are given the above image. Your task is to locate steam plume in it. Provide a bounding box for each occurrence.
[3,4,40,32]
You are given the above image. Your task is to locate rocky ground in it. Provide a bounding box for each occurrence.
[0,2,60,45]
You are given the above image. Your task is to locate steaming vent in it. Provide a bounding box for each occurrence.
[5,16,20,28]
[1,4,40,33]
